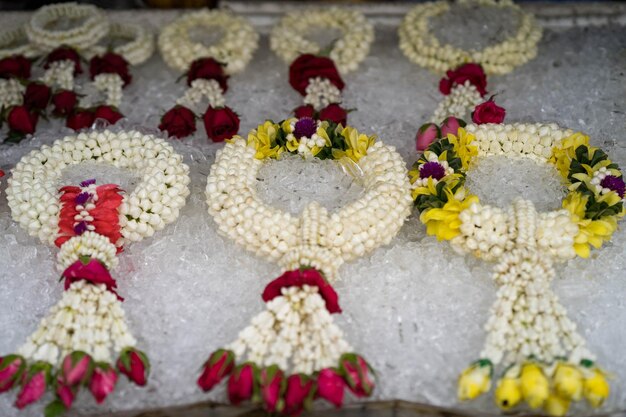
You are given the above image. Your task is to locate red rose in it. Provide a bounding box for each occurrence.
[228,363,256,405]
[203,106,240,142]
[0,55,31,79]
[472,98,506,124]
[117,348,150,387]
[90,52,131,86]
[23,82,51,110]
[187,57,228,92]
[52,90,78,117]
[339,353,375,397]
[197,349,235,392]
[7,106,38,135]
[415,123,440,152]
[94,105,123,125]
[293,104,315,119]
[439,63,487,97]
[66,110,96,131]
[289,54,344,96]
[159,106,196,139]
[319,103,347,126]
[44,47,82,75]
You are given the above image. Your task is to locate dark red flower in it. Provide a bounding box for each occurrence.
[0,355,25,393]
[159,106,196,138]
[472,98,506,124]
[61,351,93,386]
[66,110,96,131]
[289,54,344,96]
[23,82,51,110]
[7,106,38,135]
[44,47,82,75]
[89,364,118,404]
[227,363,256,405]
[187,57,228,92]
[293,105,315,119]
[52,90,78,117]
[284,374,314,416]
[90,53,131,86]
[439,63,487,97]
[198,349,235,392]
[339,353,375,397]
[117,348,150,386]
[0,55,31,79]
[203,106,240,142]
[15,363,51,409]
[319,103,347,126]
[260,365,285,413]
[94,105,123,125]
[317,368,344,408]
[262,268,341,314]
[56,381,77,408]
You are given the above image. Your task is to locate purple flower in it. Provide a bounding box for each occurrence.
[73,221,88,235]
[80,178,96,187]
[600,175,625,198]
[74,192,91,205]
[293,117,317,139]
[419,161,446,180]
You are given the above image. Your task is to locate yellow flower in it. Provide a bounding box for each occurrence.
[333,126,375,162]
[310,124,332,157]
[550,132,592,178]
[247,121,283,159]
[420,189,479,241]
[563,192,618,258]
[583,368,610,407]
[458,361,492,401]
[494,377,522,410]
[446,128,477,171]
[553,363,583,401]
[520,363,549,409]
[281,118,296,133]
[544,392,570,417]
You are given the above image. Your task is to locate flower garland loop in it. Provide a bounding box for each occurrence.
[86,22,155,66]
[270,8,374,74]
[200,119,412,413]
[399,0,542,75]
[0,26,40,59]
[410,123,624,416]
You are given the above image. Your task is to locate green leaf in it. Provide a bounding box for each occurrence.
[44,400,67,417]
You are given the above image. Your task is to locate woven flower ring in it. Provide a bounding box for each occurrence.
[410,123,624,416]
[200,119,412,414]
[157,10,259,141]
[2,130,190,413]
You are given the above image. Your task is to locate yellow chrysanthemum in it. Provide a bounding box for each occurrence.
[447,128,477,171]
[495,377,522,410]
[247,121,283,160]
[458,362,492,401]
[543,392,570,417]
[583,368,610,407]
[520,363,550,409]
[333,126,375,162]
[553,363,583,401]
[420,188,479,241]
[563,192,618,258]
[550,132,592,178]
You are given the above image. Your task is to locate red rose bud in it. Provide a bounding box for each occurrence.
[263,268,341,314]
[159,106,196,139]
[117,348,149,386]
[415,122,440,152]
[7,106,38,135]
[197,349,235,392]
[44,47,82,75]
[293,104,315,119]
[56,381,76,408]
[439,116,466,138]
[15,362,51,409]
[203,106,240,142]
[89,364,118,404]
[0,55,31,79]
[61,351,92,386]
[90,52,131,86]
[227,363,256,405]
[339,353,375,397]
[0,355,25,393]
[187,57,228,92]
[317,368,345,408]
[472,97,506,125]
[319,103,348,126]
[23,82,51,110]
[439,63,487,96]
[52,90,78,117]
[94,105,124,125]
[284,374,315,416]
[289,54,345,96]
[66,110,95,131]
[260,365,285,413]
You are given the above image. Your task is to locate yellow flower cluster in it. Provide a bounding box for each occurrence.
[550,132,593,178]
[446,128,478,170]
[458,361,610,416]
[420,188,479,241]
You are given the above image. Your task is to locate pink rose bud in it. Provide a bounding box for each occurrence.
[415,123,441,152]
[0,355,25,393]
[15,362,51,409]
[56,381,76,408]
[284,374,315,416]
[197,349,234,392]
[293,105,315,119]
[439,116,466,138]
[339,353,375,397]
[228,363,256,405]
[260,365,285,413]
[89,364,118,404]
[61,351,93,386]
[117,348,150,387]
[471,97,506,125]
[317,368,345,408]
